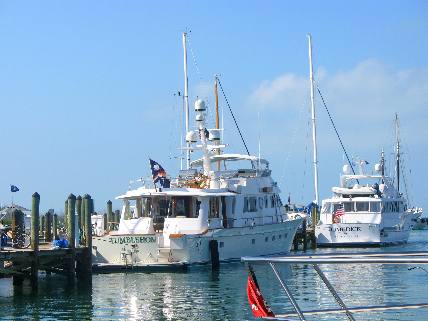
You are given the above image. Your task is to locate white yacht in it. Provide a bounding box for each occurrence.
[91,34,302,269]
[316,154,422,246]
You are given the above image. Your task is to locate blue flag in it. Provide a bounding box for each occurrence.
[10,185,19,192]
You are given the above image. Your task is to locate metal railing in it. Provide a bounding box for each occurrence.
[242,251,428,321]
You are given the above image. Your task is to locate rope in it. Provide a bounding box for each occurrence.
[217,77,252,159]
[316,85,357,177]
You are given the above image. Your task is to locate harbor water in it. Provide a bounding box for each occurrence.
[1,230,428,321]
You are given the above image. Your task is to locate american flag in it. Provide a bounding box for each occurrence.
[335,204,345,216]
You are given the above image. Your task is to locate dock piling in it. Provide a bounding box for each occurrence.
[107,200,112,232]
[30,192,40,289]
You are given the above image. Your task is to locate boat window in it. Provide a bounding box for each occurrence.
[265,196,268,208]
[322,203,332,214]
[243,197,248,212]
[158,199,170,216]
[271,195,275,207]
[259,197,264,209]
[209,197,220,218]
[370,202,380,213]
[249,197,257,212]
[343,202,354,212]
[171,197,188,217]
[356,202,369,212]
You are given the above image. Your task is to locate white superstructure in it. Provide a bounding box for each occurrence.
[315,156,422,246]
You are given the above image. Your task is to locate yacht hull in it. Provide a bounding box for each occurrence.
[315,223,411,247]
[92,217,302,269]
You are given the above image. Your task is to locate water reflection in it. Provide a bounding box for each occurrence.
[0,231,427,320]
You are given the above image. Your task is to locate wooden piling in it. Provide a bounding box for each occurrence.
[40,215,45,240]
[11,209,25,248]
[76,194,92,282]
[103,213,107,234]
[76,195,82,243]
[302,218,308,251]
[114,209,120,229]
[67,194,76,281]
[107,200,112,232]
[64,199,68,232]
[53,213,58,240]
[30,192,40,289]
[84,194,92,249]
[44,211,53,243]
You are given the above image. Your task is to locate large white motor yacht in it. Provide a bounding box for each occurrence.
[316,155,422,246]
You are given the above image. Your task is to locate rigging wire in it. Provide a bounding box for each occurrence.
[316,85,357,177]
[217,77,252,159]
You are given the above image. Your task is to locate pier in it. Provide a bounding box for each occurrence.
[0,193,93,289]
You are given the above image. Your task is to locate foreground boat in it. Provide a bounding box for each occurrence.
[242,251,428,320]
[91,34,302,270]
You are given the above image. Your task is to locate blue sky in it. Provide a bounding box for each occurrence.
[0,1,427,214]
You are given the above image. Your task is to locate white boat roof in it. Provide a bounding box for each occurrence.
[342,174,383,180]
[116,187,237,199]
[190,153,268,167]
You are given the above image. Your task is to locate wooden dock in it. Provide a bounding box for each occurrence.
[0,193,93,288]
[292,217,317,251]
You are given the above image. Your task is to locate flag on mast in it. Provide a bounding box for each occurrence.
[10,185,19,192]
[149,159,170,188]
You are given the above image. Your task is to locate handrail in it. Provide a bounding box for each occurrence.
[243,251,428,320]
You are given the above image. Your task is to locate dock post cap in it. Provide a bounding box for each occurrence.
[68,193,76,200]
[76,195,82,200]
[83,194,91,199]
[107,200,112,204]
[32,192,40,198]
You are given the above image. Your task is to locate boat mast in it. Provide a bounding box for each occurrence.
[308,33,319,206]
[183,32,191,169]
[214,76,221,170]
[395,113,400,192]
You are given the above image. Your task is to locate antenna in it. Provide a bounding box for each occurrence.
[395,113,400,192]
[308,33,319,205]
[183,32,190,169]
[214,75,221,170]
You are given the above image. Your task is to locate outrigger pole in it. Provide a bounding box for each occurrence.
[183,32,191,169]
[308,34,319,206]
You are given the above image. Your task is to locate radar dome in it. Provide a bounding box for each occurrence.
[343,164,351,174]
[185,130,198,143]
[194,99,206,112]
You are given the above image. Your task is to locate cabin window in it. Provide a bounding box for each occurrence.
[244,197,258,212]
[209,197,220,218]
[219,241,224,248]
[158,199,170,216]
[271,195,275,208]
[265,237,268,242]
[322,203,332,214]
[343,202,354,212]
[259,197,264,209]
[356,202,369,212]
[251,239,255,244]
[370,202,380,213]
[272,236,275,241]
[171,196,194,218]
